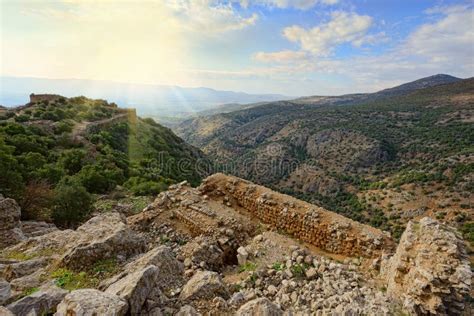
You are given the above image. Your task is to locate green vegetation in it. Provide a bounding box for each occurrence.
[238,262,257,273]
[271,262,284,271]
[0,96,206,227]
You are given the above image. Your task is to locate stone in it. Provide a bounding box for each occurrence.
[59,213,146,270]
[237,246,249,265]
[101,246,183,292]
[0,197,25,248]
[236,297,283,316]
[7,283,67,316]
[176,305,201,316]
[229,292,245,307]
[106,265,164,315]
[179,271,229,301]
[1,257,49,281]
[305,268,317,280]
[55,289,128,316]
[0,307,13,316]
[0,279,11,305]
[381,218,472,315]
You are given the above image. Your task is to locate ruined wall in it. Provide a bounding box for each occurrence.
[29,93,63,103]
[200,173,395,258]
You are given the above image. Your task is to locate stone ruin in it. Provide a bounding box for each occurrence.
[199,173,395,258]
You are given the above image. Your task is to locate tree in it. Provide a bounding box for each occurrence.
[0,141,24,199]
[52,183,92,227]
[58,149,87,175]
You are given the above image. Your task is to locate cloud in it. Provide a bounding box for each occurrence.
[239,0,339,10]
[167,0,258,33]
[253,50,309,63]
[283,11,373,56]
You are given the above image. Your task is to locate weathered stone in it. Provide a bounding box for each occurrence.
[0,197,25,248]
[7,283,67,315]
[0,307,13,316]
[176,305,201,316]
[55,289,128,316]
[236,297,283,316]
[179,271,229,301]
[106,265,164,314]
[59,212,146,270]
[381,217,472,315]
[1,257,49,281]
[237,246,249,265]
[0,279,11,305]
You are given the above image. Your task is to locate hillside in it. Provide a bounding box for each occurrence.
[176,78,474,244]
[0,94,207,226]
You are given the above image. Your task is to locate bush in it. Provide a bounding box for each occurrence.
[76,164,123,194]
[59,149,87,175]
[52,182,92,227]
[124,177,168,196]
[19,180,54,221]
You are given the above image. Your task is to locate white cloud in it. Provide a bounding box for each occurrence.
[253,50,309,63]
[166,0,258,33]
[283,11,373,56]
[239,0,339,10]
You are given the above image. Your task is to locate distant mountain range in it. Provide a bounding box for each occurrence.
[0,77,290,117]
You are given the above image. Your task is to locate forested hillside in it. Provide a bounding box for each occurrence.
[0,94,207,226]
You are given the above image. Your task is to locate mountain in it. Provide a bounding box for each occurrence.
[0,77,291,118]
[175,78,474,243]
[0,93,207,223]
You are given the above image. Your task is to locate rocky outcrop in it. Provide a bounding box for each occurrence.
[236,297,283,316]
[100,246,183,293]
[106,265,165,314]
[55,289,128,316]
[58,213,146,270]
[0,279,10,305]
[179,271,229,301]
[7,283,67,315]
[381,217,472,315]
[0,197,25,248]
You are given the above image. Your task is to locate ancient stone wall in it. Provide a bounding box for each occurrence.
[200,173,395,258]
[29,94,63,103]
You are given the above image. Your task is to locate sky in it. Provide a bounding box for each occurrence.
[1,0,473,96]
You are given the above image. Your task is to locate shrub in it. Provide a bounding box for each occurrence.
[19,180,54,221]
[52,182,92,227]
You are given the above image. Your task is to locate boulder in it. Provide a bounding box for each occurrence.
[381,217,472,315]
[0,197,25,248]
[106,265,165,314]
[59,212,146,270]
[55,289,128,316]
[179,271,229,301]
[237,246,249,265]
[1,257,49,281]
[176,305,201,316]
[7,283,67,315]
[9,268,45,292]
[0,279,11,305]
[236,297,283,316]
[0,307,13,316]
[101,246,183,292]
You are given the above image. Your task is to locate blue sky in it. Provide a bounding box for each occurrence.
[1,0,473,96]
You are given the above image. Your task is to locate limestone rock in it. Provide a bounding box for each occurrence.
[381,217,471,315]
[237,246,249,265]
[1,257,49,281]
[7,283,67,316]
[0,307,13,316]
[179,271,229,301]
[176,305,201,316]
[59,212,146,270]
[0,279,11,305]
[0,197,25,248]
[55,289,128,316]
[236,297,283,316]
[106,265,164,314]
[101,246,183,292]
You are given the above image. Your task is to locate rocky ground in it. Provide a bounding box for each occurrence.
[0,174,472,315]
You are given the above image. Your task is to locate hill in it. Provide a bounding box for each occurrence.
[175,78,474,244]
[0,94,207,225]
[0,77,290,118]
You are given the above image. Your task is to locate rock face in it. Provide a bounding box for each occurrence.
[381,217,472,315]
[236,298,283,316]
[0,279,11,305]
[59,212,146,270]
[179,271,229,301]
[7,283,67,315]
[55,289,128,316]
[0,197,25,248]
[106,265,164,314]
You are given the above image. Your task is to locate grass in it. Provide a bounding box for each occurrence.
[272,262,284,271]
[22,287,40,297]
[238,262,257,273]
[51,259,119,290]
